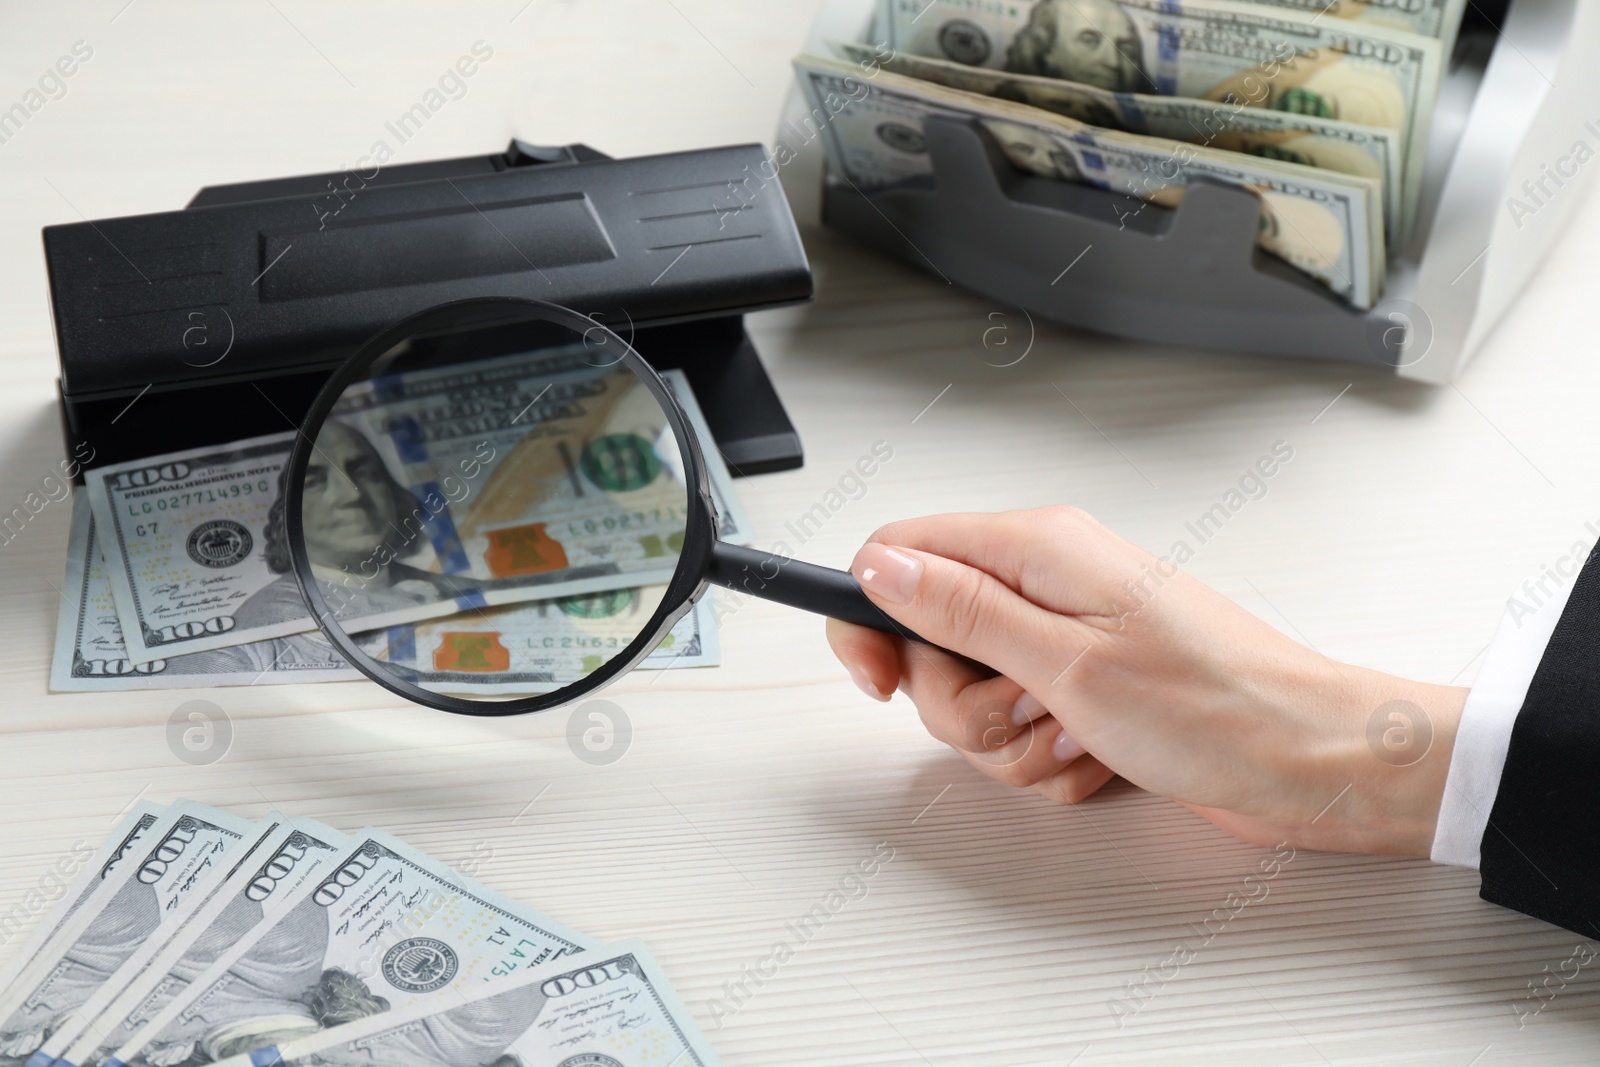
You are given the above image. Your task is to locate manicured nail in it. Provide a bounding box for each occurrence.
[1011,692,1048,726]
[1052,729,1086,763]
[853,543,923,604]
[847,665,890,702]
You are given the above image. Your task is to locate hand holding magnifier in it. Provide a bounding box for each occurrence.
[286,297,920,715]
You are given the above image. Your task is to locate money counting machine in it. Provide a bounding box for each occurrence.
[46,140,814,477]
[783,0,1597,382]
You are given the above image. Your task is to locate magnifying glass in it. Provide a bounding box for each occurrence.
[286,297,916,715]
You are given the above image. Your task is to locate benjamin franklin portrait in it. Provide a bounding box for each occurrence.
[990,121,1086,184]
[234,421,459,631]
[1004,0,1153,94]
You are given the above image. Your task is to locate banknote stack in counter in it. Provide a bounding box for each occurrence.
[50,353,753,692]
[0,800,722,1067]
[797,0,1469,309]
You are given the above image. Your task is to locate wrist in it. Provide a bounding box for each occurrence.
[1301,665,1467,856]
[1359,673,1467,856]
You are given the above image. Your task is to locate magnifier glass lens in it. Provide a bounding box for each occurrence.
[295,311,696,703]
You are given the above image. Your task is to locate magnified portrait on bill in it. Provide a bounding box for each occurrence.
[238,421,461,631]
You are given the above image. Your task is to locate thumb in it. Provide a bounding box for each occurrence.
[849,541,1095,697]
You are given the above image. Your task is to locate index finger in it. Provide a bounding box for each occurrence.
[867,506,1150,620]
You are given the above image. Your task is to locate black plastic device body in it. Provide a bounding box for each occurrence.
[47,140,813,478]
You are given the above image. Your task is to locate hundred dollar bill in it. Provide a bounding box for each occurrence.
[829,39,1406,239]
[86,366,750,663]
[108,830,590,1067]
[31,819,294,1067]
[359,583,720,696]
[0,805,165,1007]
[53,820,348,1067]
[51,496,363,690]
[876,0,1441,233]
[796,55,1384,308]
[0,804,253,1067]
[207,942,722,1067]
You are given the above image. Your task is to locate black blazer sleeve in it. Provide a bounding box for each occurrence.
[1480,545,1600,936]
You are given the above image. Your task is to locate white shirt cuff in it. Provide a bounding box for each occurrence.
[1431,573,1577,868]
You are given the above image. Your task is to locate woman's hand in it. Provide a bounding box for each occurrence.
[827,507,1468,856]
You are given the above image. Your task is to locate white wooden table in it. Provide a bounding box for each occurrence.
[2,3,1597,1063]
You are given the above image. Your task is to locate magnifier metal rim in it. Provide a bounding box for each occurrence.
[285,296,718,716]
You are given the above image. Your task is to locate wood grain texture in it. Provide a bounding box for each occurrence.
[2,2,1599,1063]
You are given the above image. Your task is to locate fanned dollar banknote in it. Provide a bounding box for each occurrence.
[0,803,254,1067]
[796,54,1385,307]
[0,805,165,1009]
[31,819,295,1067]
[874,0,1442,233]
[51,819,349,1067]
[208,943,722,1067]
[52,496,717,692]
[84,361,747,664]
[108,829,590,1067]
[0,802,723,1067]
[828,39,1406,240]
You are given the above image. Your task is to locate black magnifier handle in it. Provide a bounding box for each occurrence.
[707,542,927,642]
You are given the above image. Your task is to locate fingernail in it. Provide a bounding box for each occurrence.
[853,543,923,604]
[1052,729,1086,763]
[847,664,890,702]
[1011,692,1048,726]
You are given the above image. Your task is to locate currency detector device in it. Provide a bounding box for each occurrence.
[45,139,813,478]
